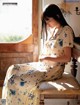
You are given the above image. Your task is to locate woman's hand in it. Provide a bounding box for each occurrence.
[39,55,47,62]
[39,47,72,63]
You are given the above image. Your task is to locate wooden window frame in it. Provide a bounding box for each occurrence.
[0,0,39,61]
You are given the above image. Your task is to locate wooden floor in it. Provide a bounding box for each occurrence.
[0,87,2,98]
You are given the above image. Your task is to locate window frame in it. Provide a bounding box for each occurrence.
[0,0,38,44]
[0,0,39,61]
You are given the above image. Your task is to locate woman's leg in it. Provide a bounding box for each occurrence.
[2,63,45,105]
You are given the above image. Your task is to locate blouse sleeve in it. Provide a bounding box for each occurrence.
[62,26,74,48]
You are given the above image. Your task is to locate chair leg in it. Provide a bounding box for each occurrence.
[77,96,80,105]
[40,94,44,105]
[40,100,44,105]
[67,101,70,105]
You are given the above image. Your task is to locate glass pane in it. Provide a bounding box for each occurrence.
[0,0,32,43]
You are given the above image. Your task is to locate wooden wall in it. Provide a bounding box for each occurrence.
[0,0,39,86]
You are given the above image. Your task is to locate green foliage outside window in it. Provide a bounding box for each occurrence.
[0,35,24,42]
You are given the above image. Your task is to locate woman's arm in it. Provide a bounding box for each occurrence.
[39,47,72,63]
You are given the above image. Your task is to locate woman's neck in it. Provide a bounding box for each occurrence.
[55,23,62,30]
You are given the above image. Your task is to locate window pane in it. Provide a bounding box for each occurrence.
[0,0,32,43]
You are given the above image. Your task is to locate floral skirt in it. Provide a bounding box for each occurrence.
[2,62,64,105]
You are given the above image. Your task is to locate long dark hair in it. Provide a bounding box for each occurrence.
[41,4,69,40]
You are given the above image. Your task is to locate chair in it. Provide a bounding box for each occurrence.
[39,48,80,105]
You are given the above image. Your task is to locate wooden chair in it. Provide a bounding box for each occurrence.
[39,47,80,105]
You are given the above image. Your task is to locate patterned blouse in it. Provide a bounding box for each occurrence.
[40,25,74,80]
[43,25,73,58]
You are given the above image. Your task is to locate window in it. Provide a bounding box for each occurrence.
[0,0,32,43]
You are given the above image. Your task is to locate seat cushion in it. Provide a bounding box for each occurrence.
[39,72,80,91]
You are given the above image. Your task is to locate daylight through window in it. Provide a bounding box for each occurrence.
[0,0,32,43]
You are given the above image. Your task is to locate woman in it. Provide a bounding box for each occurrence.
[2,4,74,105]
[39,4,74,81]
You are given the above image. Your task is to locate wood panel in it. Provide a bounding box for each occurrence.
[32,0,39,61]
[0,52,33,75]
[0,44,33,52]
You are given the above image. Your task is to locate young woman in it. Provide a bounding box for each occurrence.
[2,4,74,105]
[39,4,74,80]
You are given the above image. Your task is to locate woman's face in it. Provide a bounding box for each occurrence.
[46,18,59,28]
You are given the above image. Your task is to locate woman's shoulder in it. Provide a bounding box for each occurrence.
[59,25,74,39]
[63,25,73,32]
